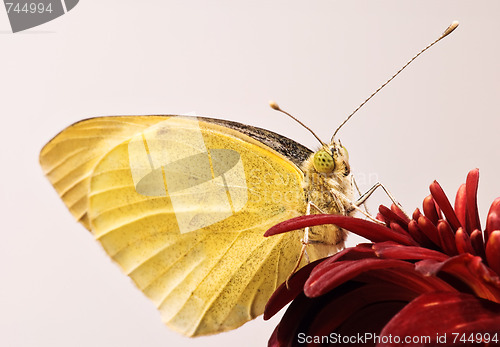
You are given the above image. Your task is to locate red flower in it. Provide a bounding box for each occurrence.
[264,169,500,346]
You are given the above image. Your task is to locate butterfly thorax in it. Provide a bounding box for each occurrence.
[300,141,354,261]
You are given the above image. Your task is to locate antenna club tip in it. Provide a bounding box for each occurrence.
[269,100,280,110]
[443,21,459,37]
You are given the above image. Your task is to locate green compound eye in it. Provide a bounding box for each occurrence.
[313,150,335,173]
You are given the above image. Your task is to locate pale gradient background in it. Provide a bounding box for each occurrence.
[1,1,500,346]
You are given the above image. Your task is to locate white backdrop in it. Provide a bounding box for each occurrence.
[1,1,500,346]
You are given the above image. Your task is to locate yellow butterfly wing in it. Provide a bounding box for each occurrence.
[40,115,308,336]
[40,116,169,230]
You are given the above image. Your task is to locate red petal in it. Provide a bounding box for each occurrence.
[264,259,320,320]
[486,197,500,243]
[466,168,481,233]
[454,183,467,229]
[423,195,439,225]
[265,215,417,246]
[308,283,414,338]
[434,197,443,220]
[486,230,500,276]
[417,215,442,248]
[373,242,448,262]
[455,227,475,255]
[416,254,500,303]
[272,281,370,346]
[305,258,415,297]
[376,212,389,225]
[267,325,279,347]
[330,302,406,341]
[379,292,500,346]
[408,220,434,248]
[379,205,408,230]
[389,222,411,238]
[390,203,410,224]
[323,244,377,264]
[470,229,486,262]
[265,245,378,320]
[272,292,312,346]
[359,267,456,293]
[437,220,458,256]
[430,180,462,231]
[412,208,422,221]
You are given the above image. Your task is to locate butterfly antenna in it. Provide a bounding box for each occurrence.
[331,20,459,142]
[269,101,328,148]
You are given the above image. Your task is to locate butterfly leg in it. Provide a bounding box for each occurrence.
[302,200,327,261]
[352,182,409,219]
[350,204,385,224]
[352,175,370,215]
[286,200,323,288]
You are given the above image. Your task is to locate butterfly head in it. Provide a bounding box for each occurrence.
[312,140,350,176]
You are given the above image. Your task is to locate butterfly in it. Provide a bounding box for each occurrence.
[39,21,458,338]
[39,113,352,336]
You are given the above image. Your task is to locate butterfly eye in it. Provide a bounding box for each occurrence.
[313,150,335,173]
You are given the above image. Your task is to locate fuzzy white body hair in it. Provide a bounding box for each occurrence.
[299,142,354,261]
